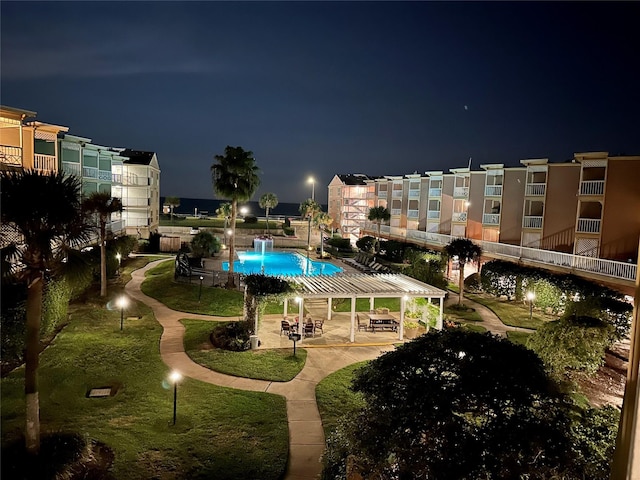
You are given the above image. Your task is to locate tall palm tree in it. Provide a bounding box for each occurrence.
[443,238,482,305]
[313,211,333,259]
[82,192,123,297]
[1,169,92,454]
[367,206,391,253]
[299,198,321,258]
[164,196,180,223]
[216,202,232,244]
[211,146,260,288]
[258,192,278,236]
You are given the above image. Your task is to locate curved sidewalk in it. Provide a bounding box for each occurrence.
[125,259,393,480]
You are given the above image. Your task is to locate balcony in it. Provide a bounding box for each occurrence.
[454,186,469,198]
[34,154,57,173]
[452,212,467,222]
[107,219,125,235]
[485,185,503,196]
[124,197,151,208]
[523,216,543,229]
[483,213,500,225]
[408,190,420,198]
[378,190,387,198]
[83,166,98,179]
[429,187,442,197]
[427,210,440,219]
[62,162,82,177]
[0,145,22,167]
[112,173,122,184]
[579,180,605,196]
[525,183,546,196]
[407,209,419,219]
[392,190,403,198]
[98,170,112,182]
[577,218,601,233]
[391,208,402,216]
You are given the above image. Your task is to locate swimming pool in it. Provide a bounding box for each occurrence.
[222,251,343,276]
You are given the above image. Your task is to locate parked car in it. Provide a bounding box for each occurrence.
[189,227,200,235]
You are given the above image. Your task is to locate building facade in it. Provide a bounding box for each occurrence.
[328,174,376,243]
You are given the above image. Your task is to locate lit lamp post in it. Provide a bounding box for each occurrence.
[117,295,128,331]
[240,206,248,219]
[116,252,122,276]
[308,176,315,201]
[169,371,182,425]
[198,275,204,302]
[526,291,535,321]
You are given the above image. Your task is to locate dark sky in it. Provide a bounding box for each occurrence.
[2,1,639,204]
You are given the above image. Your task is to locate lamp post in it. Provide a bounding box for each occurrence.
[117,295,128,331]
[240,206,248,219]
[116,253,121,276]
[169,371,182,425]
[308,176,315,201]
[526,291,535,321]
[198,275,204,302]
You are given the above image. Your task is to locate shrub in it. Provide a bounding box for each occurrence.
[243,214,258,224]
[210,321,251,351]
[191,231,221,257]
[41,278,72,338]
[463,272,482,292]
[378,240,405,263]
[327,237,351,250]
[356,236,375,253]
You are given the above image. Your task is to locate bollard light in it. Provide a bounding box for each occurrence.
[169,371,182,425]
[117,295,128,331]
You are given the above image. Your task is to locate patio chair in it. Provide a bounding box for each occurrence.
[303,322,315,337]
[280,320,292,336]
[314,319,324,335]
[357,313,368,332]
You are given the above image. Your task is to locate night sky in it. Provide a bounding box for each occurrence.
[2,1,638,204]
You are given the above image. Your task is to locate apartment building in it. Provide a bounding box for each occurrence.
[116,149,161,238]
[328,174,376,243]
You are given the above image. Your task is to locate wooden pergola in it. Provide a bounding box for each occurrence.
[279,273,447,342]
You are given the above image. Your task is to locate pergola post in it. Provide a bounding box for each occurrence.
[283,298,288,317]
[438,297,444,330]
[299,298,304,321]
[350,296,356,342]
[327,297,333,320]
[369,297,375,312]
[399,296,406,340]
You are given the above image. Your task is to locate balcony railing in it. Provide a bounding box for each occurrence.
[579,180,605,196]
[407,209,419,219]
[62,162,82,177]
[483,213,500,225]
[112,173,122,184]
[391,208,402,216]
[124,197,150,208]
[485,185,503,196]
[523,216,543,229]
[34,154,57,172]
[525,183,546,196]
[408,190,420,198]
[392,190,403,198]
[454,186,469,198]
[427,210,440,219]
[98,170,112,181]
[429,187,442,197]
[83,166,98,178]
[378,190,387,197]
[577,218,601,233]
[107,219,125,235]
[452,212,467,222]
[362,223,637,282]
[0,145,22,166]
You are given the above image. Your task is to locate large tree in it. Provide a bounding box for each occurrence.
[444,237,482,305]
[82,192,123,297]
[1,170,92,454]
[164,196,180,223]
[324,330,580,479]
[258,192,278,236]
[367,206,390,253]
[299,198,321,258]
[211,146,260,288]
[313,211,333,259]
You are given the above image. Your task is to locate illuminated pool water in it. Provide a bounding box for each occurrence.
[222,251,343,276]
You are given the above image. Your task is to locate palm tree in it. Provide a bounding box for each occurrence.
[164,196,180,223]
[259,192,278,236]
[443,238,482,306]
[216,202,232,244]
[211,146,260,288]
[299,198,321,258]
[313,211,333,259]
[82,192,123,297]
[367,206,391,253]
[1,169,92,454]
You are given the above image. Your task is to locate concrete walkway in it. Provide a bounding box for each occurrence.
[125,259,393,480]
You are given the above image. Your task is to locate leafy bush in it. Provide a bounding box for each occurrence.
[243,214,258,224]
[191,231,221,257]
[378,240,405,263]
[570,405,620,479]
[41,278,72,338]
[526,315,614,379]
[355,236,375,253]
[327,237,351,250]
[210,321,251,351]
[402,256,447,289]
[283,226,295,236]
[463,272,482,292]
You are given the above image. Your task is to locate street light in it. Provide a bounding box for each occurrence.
[308,176,315,200]
[117,295,128,331]
[169,371,182,425]
[526,291,535,320]
[198,275,204,302]
[116,253,122,276]
[240,206,248,218]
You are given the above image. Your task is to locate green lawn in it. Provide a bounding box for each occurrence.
[182,319,307,381]
[316,362,368,437]
[1,296,288,479]
[460,323,487,333]
[506,330,533,346]
[465,293,552,330]
[160,216,279,230]
[444,304,483,322]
